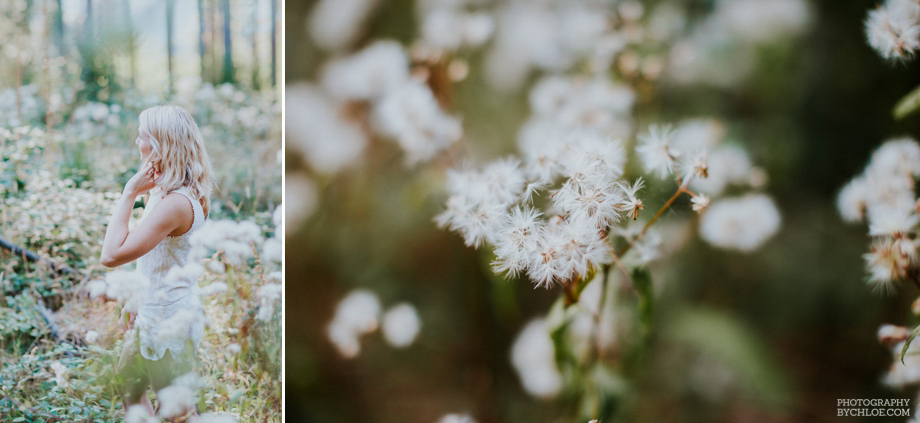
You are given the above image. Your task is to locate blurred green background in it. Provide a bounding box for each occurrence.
[284,0,920,422]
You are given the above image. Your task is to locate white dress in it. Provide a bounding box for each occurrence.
[134,186,205,361]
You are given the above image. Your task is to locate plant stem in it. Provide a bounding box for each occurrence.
[617,186,687,257]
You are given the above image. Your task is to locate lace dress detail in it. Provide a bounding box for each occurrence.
[134,186,206,361]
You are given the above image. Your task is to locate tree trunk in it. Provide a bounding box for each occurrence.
[211,0,220,83]
[198,0,207,81]
[166,0,175,94]
[122,0,136,88]
[52,0,64,56]
[221,0,234,84]
[270,0,276,87]
[251,0,260,90]
[43,0,53,127]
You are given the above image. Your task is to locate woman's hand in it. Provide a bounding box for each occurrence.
[122,308,137,330]
[124,161,159,196]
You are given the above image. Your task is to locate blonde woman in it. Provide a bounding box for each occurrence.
[101,105,213,421]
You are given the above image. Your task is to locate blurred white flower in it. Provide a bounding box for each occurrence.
[105,270,150,313]
[200,282,227,297]
[285,84,367,174]
[263,238,282,263]
[87,279,107,299]
[307,0,379,50]
[510,318,563,398]
[699,194,781,252]
[156,309,199,344]
[49,361,68,388]
[158,384,196,420]
[126,405,160,423]
[286,174,319,235]
[327,289,381,358]
[85,330,99,344]
[636,125,680,179]
[437,414,477,423]
[373,79,462,165]
[256,284,283,322]
[421,8,494,49]
[321,41,409,101]
[199,413,239,423]
[381,303,421,348]
[866,2,920,61]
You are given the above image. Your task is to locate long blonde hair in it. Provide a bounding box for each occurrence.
[139,105,214,214]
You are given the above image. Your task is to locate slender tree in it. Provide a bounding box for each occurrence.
[198,0,207,81]
[51,0,64,56]
[166,0,175,93]
[250,0,260,90]
[270,0,276,87]
[122,0,136,88]
[221,0,234,84]
[211,0,220,83]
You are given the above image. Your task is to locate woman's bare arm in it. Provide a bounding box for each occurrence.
[100,163,191,267]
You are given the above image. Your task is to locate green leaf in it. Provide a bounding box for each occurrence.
[901,325,920,365]
[894,84,920,120]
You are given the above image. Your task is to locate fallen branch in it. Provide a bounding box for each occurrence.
[0,236,79,278]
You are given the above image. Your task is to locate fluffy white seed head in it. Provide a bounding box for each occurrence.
[699,194,781,252]
[866,5,920,61]
[637,125,681,179]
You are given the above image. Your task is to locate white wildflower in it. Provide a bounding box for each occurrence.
[156,309,198,344]
[257,284,283,322]
[205,260,226,275]
[864,235,917,292]
[527,219,612,288]
[286,174,319,234]
[866,5,920,61]
[105,270,150,313]
[884,340,920,387]
[373,79,462,165]
[157,384,197,420]
[327,289,381,358]
[421,8,495,49]
[492,206,543,277]
[837,177,869,223]
[691,193,710,213]
[125,405,160,423]
[200,282,227,297]
[285,84,367,174]
[699,194,781,252]
[615,178,645,221]
[307,0,380,51]
[199,413,239,423]
[437,414,477,423]
[878,324,911,344]
[85,330,99,344]
[50,361,68,388]
[165,263,204,287]
[381,303,421,348]
[262,238,282,263]
[87,279,107,299]
[637,125,681,179]
[321,41,410,101]
[510,318,563,398]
